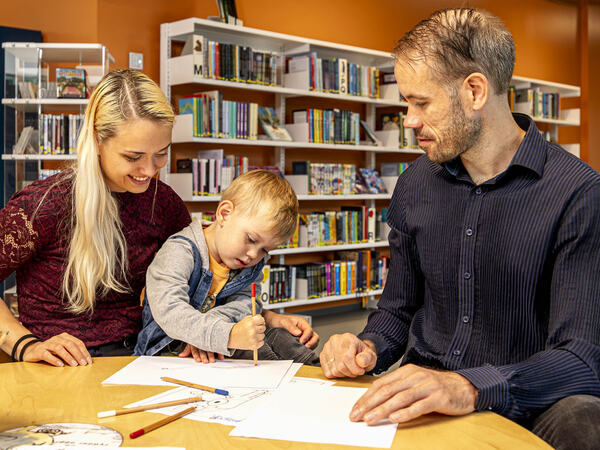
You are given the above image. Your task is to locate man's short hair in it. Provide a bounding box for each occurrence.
[221,169,299,242]
[394,8,515,95]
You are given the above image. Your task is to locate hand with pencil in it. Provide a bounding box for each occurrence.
[227,313,265,351]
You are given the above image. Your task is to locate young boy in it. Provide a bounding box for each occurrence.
[134,170,319,364]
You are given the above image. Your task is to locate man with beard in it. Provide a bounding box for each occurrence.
[320,8,600,449]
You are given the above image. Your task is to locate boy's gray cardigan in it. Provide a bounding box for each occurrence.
[134,219,265,356]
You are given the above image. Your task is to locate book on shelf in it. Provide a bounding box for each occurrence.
[188,153,251,196]
[285,53,378,98]
[13,127,36,155]
[260,251,388,304]
[257,106,292,141]
[380,162,411,177]
[288,208,386,248]
[291,108,360,145]
[359,120,382,146]
[381,112,418,148]
[56,68,86,99]
[359,168,387,194]
[380,71,396,84]
[216,0,242,25]
[179,91,258,140]
[182,33,276,85]
[512,87,560,120]
[40,113,84,155]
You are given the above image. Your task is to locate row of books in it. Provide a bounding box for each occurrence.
[179,91,259,139]
[188,34,278,86]
[40,113,84,155]
[381,112,418,148]
[260,251,389,304]
[292,108,361,144]
[177,151,250,196]
[509,87,560,120]
[303,207,379,247]
[286,53,380,98]
[380,162,411,177]
[296,162,388,195]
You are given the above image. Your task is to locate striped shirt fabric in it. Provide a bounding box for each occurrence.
[358,114,600,421]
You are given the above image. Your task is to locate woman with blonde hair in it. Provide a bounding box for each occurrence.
[0,69,190,366]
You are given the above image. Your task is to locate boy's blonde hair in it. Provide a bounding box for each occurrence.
[221,169,298,241]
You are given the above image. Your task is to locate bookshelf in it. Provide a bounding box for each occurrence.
[2,43,113,204]
[159,18,581,312]
[509,75,580,156]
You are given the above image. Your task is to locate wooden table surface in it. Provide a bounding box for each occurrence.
[0,356,551,449]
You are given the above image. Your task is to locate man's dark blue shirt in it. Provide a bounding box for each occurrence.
[359,113,600,421]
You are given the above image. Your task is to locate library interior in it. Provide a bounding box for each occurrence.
[0,1,599,449]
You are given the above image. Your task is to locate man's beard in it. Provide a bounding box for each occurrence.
[419,97,482,164]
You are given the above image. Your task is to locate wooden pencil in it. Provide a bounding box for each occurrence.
[97,396,202,418]
[129,405,196,439]
[251,282,257,366]
[161,376,229,396]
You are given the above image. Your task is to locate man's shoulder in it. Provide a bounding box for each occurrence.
[545,143,600,189]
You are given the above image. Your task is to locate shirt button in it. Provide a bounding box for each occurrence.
[453,349,461,356]
[464,272,471,280]
[466,228,473,236]
[475,187,483,195]
[462,315,470,323]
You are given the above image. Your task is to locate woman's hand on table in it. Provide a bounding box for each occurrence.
[23,332,92,367]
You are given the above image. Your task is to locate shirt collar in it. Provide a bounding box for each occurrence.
[441,113,547,180]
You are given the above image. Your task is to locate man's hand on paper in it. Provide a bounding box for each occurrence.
[263,310,319,348]
[349,364,478,424]
[320,333,377,378]
[179,343,225,363]
[228,314,265,350]
[24,332,92,367]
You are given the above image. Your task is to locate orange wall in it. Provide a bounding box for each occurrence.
[0,0,98,42]
[0,0,596,166]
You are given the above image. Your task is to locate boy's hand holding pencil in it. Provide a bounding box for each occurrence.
[227,313,265,351]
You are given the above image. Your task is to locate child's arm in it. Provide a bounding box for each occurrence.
[146,237,243,356]
[147,240,268,355]
[262,310,320,349]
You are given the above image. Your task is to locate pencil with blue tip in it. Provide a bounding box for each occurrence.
[161,376,229,396]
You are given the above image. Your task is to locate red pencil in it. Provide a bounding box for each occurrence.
[129,406,196,439]
[251,282,257,366]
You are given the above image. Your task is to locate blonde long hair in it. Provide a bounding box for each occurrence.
[63,69,174,314]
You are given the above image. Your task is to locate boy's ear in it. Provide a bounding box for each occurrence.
[216,200,234,226]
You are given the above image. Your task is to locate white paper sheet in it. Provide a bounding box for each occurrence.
[101,356,294,389]
[229,383,398,448]
[121,364,313,426]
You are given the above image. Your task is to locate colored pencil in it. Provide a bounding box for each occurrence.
[251,282,257,366]
[161,376,229,396]
[129,405,196,439]
[97,396,202,418]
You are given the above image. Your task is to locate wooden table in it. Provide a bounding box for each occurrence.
[0,357,550,449]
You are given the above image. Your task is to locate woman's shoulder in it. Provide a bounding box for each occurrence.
[6,170,73,216]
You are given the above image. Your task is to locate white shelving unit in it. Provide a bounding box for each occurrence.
[263,289,383,310]
[510,75,580,156]
[269,241,389,256]
[2,43,113,204]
